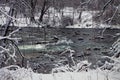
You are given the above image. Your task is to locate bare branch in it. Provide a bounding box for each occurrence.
[0,7,29,25]
[98,0,114,17]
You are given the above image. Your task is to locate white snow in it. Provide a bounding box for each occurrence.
[0,66,120,80]
[66,11,120,28]
[4,6,10,12]
[0,58,120,80]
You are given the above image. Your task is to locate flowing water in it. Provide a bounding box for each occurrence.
[0,27,120,73]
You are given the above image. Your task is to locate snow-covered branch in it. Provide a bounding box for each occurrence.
[0,25,21,42]
[0,7,29,25]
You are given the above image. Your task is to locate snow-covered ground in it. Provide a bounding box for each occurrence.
[0,65,120,80]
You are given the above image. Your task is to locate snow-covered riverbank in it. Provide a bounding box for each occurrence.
[0,64,120,80]
[0,7,120,28]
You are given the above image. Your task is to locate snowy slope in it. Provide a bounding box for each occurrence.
[0,67,120,80]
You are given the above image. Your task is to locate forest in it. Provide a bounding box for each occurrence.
[0,0,120,80]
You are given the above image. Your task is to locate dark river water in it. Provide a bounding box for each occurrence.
[0,27,120,73]
[16,27,120,56]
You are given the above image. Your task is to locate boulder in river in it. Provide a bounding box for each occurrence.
[78,37,84,41]
[93,47,101,51]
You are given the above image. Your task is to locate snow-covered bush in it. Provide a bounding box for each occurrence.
[109,37,120,71]
[52,59,91,73]
[0,27,21,67]
[0,63,120,80]
[111,36,120,58]
[97,37,120,71]
[0,53,6,68]
[0,65,33,80]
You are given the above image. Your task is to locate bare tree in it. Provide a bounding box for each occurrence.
[30,0,37,22]
[0,0,31,67]
[38,0,51,22]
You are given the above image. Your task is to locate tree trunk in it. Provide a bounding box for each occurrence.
[30,0,37,22]
[78,11,82,22]
[39,0,49,22]
[3,7,15,36]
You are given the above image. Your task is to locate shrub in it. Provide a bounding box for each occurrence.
[61,16,73,28]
